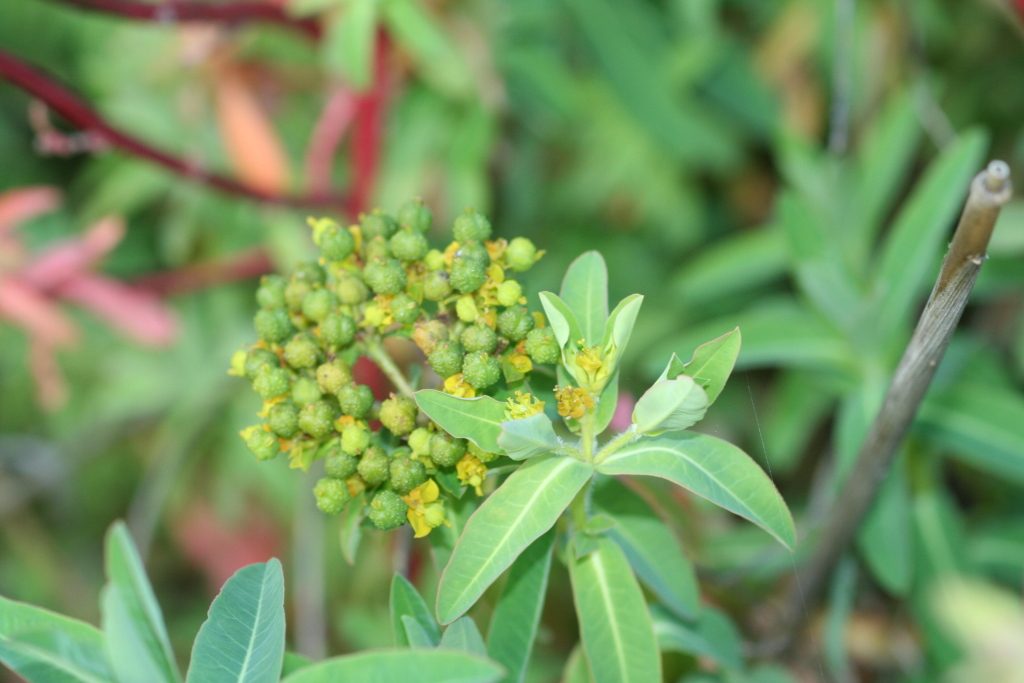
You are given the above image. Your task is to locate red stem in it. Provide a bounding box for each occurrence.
[349,31,392,216]
[0,49,352,212]
[53,0,320,39]
[131,247,274,295]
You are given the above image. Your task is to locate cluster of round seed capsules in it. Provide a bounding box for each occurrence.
[233,199,561,533]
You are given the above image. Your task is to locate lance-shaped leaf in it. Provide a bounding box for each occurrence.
[415,391,507,455]
[487,530,556,683]
[569,537,661,683]
[0,595,112,683]
[186,560,285,683]
[560,251,609,346]
[539,292,584,349]
[440,617,487,656]
[280,649,504,683]
[437,455,594,624]
[596,432,796,549]
[101,521,182,683]
[339,495,366,566]
[402,617,436,648]
[652,605,743,672]
[657,329,741,405]
[391,574,440,647]
[593,372,619,435]
[632,376,708,434]
[498,414,561,460]
[602,294,643,356]
[591,478,699,620]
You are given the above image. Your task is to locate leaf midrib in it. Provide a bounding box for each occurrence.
[236,567,270,682]
[588,548,629,683]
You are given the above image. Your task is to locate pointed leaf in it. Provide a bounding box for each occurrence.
[652,605,743,671]
[487,530,555,683]
[391,574,440,647]
[592,372,619,434]
[603,294,643,355]
[539,292,583,349]
[0,595,111,683]
[321,0,377,90]
[339,495,365,566]
[281,653,312,678]
[280,649,504,683]
[569,538,661,683]
[592,478,699,620]
[185,560,285,683]
[101,521,181,683]
[402,616,436,648]
[632,376,708,434]
[437,455,594,624]
[678,329,741,404]
[596,433,796,549]
[560,252,609,346]
[560,645,594,683]
[856,461,913,596]
[440,617,487,656]
[498,414,561,461]
[414,391,507,455]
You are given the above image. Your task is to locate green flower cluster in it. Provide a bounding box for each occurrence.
[232,201,555,533]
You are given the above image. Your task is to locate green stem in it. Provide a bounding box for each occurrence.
[364,339,416,399]
[580,410,596,462]
[593,424,637,466]
[569,479,592,529]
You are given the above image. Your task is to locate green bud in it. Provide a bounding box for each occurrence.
[408,427,432,456]
[450,258,488,294]
[256,274,287,309]
[293,262,327,285]
[244,348,279,379]
[428,341,465,378]
[506,237,538,272]
[390,227,429,262]
[423,270,452,302]
[336,273,370,305]
[423,249,446,271]
[397,198,432,233]
[358,445,391,485]
[254,308,295,343]
[391,293,419,325]
[496,280,522,307]
[283,334,321,369]
[253,366,291,399]
[316,358,352,395]
[320,313,356,347]
[321,225,355,261]
[246,428,280,461]
[368,490,407,530]
[460,322,498,354]
[299,400,337,439]
[364,235,392,261]
[291,376,322,406]
[462,351,501,390]
[325,448,359,479]
[456,240,490,266]
[453,209,492,243]
[284,279,311,312]
[389,457,427,494]
[268,402,301,438]
[341,424,371,454]
[363,258,408,296]
[429,433,467,468]
[302,288,337,323]
[361,209,398,241]
[313,477,350,514]
[380,395,418,436]
[497,306,535,342]
[525,327,560,364]
[468,441,499,464]
[456,296,479,323]
[337,383,374,418]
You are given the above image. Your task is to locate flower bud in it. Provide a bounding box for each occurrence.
[337,383,374,418]
[453,209,492,243]
[391,293,420,325]
[313,477,350,514]
[390,227,429,262]
[429,433,467,468]
[254,308,295,343]
[397,198,432,233]
[293,262,327,285]
[423,249,446,271]
[256,275,287,309]
[413,320,448,355]
[506,237,538,272]
[253,366,291,399]
[283,334,321,369]
[462,351,501,390]
[291,376,322,406]
[320,313,356,347]
[341,423,371,454]
[361,209,399,241]
[302,288,337,323]
[364,235,392,261]
[497,306,535,342]
[408,427,432,457]
[428,341,465,378]
[320,224,355,261]
[357,445,391,484]
[460,322,498,354]
[363,258,408,296]
[299,400,337,439]
[380,395,418,436]
[369,490,408,530]
[244,348,279,379]
[325,447,359,479]
[284,279,311,312]
[450,257,487,294]
[496,280,522,307]
[390,457,427,494]
[525,327,560,364]
[455,296,479,323]
[423,271,452,302]
[268,401,301,438]
[335,273,370,305]
[245,428,280,461]
[456,240,490,266]
[467,441,499,464]
[316,359,352,395]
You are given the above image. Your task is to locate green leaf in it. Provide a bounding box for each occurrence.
[280,649,504,683]
[652,605,743,671]
[437,455,594,624]
[569,538,661,683]
[560,645,594,683]
[675,329,741,404]
[339,495,366,566]
[539,292,584,350]
[185,560,285,683]
[0,595,111,683]
[603,294,643,356]
[498,414,561,461]
[873,129,988,338]
[380,0,473,97]
[824,557,857,682]
[596,432,796,549]
[321,0,377,90]
[414,391,507,456]
[593,372,619,435]
[560,251,609,346]
[487,529,555,683]
[591,477,699,620]
[281,653,312,678]
[402,616,436,648]
[632,376,708,434]
[101,522,181,683]
[391,574,440,648]
[856,459,913,596]
[440,617,487,656]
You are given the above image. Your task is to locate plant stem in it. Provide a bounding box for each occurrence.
[580,411,596,462]
[593,424,637,466]
[569,479,592,529]
[770,160,1012,653]
[364,339,416,399]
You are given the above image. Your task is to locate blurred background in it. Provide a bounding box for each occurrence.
[2,0,1024,681]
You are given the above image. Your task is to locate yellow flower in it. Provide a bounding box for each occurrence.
[443,241,461,266]
[402,479,450,538]
[457,454,488,496]
[555,385,594,419]
[509,353,533,374]
[505,390,545,420]
[485,238,507,263]
[257,395,286,419]
[228,349,247,376]
[576,344,603,374]
[532,311,547,329]
[334,415,364,432]
[444,373,476,398]
[361,297,393,329]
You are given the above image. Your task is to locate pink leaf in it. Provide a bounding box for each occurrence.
[56,274,177,347]
[0,275,79,346]
[22,217,125,290]
[0,186,61,237]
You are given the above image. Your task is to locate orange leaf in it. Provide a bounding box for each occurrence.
[215,69,291,194]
